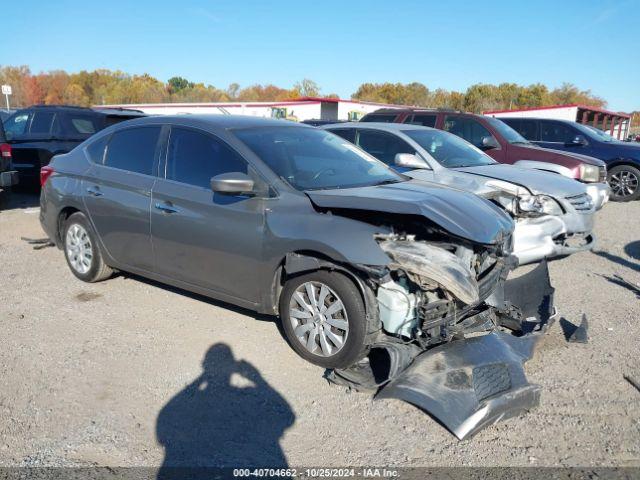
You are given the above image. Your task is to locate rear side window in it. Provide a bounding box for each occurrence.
[30,111,56,135]
[104,126,161,175]
[540,121,575,143]
[361,114,397,123]
[357,130,415,165]
[67,114,99,134]
[86,135,109,164]
[166,127,247,189]
[329,128,357,143]
[518,119,539,141]
[443,115,493,149]
[405,114,437,127]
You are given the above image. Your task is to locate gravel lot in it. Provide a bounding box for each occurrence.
[0,193,638,469]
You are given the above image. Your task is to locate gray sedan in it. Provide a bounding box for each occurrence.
[323,123,605,265]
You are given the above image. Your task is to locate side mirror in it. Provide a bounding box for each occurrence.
[210,172,255,195]
[394,153,429,170]
[570,134,588,146]
[480,136,499,150]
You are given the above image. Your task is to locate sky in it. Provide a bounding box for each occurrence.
[2,0,639,111]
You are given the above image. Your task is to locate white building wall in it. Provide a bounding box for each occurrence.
[486,107,579,121]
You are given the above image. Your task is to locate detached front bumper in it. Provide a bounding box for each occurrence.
[512,208,595,265]
[0,170,19,188]
[584,182,610,210]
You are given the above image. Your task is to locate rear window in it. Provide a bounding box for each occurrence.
[404,114,437,127]
[4,112,29,140]
[361,114,397,123]
[104,126,160,175]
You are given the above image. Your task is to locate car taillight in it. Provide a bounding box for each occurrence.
[40,165,55,187]
[0,143,11,159]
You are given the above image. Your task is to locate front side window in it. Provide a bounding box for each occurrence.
[233,126,402,191]
[443,115,494,148]
[104,126,161,175]
[404,129,496,168]
[357,130,416,166]
[540,121,576,143]
[166,127,247,189]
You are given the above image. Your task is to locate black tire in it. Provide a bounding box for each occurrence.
[0,188,10,210]
[63,212,113,282]
[608,165,640,202]
[279,270,369,369]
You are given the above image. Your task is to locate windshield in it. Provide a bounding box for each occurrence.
[484,117,530,144]
[577,123,617,143]
[404,129,497,168]
[233,126,403,191]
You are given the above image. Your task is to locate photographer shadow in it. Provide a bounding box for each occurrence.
[156,344,295,478]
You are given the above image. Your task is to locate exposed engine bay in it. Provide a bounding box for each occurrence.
[325,228,559,439]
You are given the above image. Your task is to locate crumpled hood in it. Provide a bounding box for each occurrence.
[454,164,587,197]
[306,180,514,245]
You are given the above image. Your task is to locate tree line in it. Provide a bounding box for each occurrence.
[0,65,619,114]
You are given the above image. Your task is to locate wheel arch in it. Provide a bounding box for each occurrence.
[56,206,83,245]
[264,250,381,338]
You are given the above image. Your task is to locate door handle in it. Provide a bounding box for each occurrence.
[86,186,103,197]
[154,202,179,214]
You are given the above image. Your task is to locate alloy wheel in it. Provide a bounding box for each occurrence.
[610,169,639,198]
[65,224,93,274]
[289,281,349,357]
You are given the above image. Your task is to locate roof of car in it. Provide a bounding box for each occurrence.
[119,114,313,130]
[367,107,467,115]
[322,121,432,132]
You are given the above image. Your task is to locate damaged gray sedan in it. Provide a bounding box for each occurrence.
[40,116,556,438]
[323,123,606,265]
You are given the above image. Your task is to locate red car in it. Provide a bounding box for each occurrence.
[360,109,610,208]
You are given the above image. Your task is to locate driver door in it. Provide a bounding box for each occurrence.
[150,126,267,304]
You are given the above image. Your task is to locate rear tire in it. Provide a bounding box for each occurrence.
[608,165,640,202]
[279,270,369,369]
[63,212,113,282]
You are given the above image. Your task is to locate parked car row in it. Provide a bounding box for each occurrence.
[38,114,588,438]
[499,116,640,202]
[360,108,611,205]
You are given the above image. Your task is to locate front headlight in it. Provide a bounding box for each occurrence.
[579,164,600,183]
[518,194,563,216]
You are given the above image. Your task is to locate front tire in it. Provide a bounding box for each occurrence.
[63,212,113,282]
[608,165,640,202]
[279,270,369,369]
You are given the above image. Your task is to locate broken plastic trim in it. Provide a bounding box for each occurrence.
[328,260,557,440]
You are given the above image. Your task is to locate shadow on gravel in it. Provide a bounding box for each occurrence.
[0,190,40,211]
[119,272,276,323]
[625,240,640,261]
[600,274,640,299]
[592,249,640,273]
[156,344,295,478]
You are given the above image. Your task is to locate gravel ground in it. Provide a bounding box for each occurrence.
[0,193,638,469]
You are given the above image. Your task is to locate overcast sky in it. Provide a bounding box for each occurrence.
[3,0,639,111]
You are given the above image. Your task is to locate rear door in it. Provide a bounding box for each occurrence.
[82,125,162,271]
[150,126,266,302]
[536,120,587,153]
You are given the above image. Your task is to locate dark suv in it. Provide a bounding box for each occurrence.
[360,109,609,208]
[0,120,18,204]
[500,117,640,201]
[3,105,145,187]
